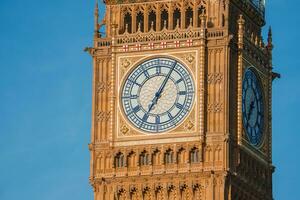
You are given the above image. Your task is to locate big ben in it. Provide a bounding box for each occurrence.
[86,0,278,199]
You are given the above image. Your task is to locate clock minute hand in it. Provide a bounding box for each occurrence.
[148,61,177,112]
[247,100,255,120]
[156,61,177,97]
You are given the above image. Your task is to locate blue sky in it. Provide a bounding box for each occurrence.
[0,0,299,199]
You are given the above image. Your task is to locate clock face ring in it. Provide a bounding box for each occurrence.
[242,68,265,146]
[121,57,195,133]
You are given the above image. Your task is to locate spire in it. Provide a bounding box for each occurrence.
[94,0,100,38]
[267,26,273,50]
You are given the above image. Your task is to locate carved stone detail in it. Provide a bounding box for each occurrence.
[207,102,223,113]
[121,58,131,69]
[96,110,111,122]
[97,81,112,93]
[207,73,223,84]
[185,54,195,64]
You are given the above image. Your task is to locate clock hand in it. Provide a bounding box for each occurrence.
[247,100,255,120]
[148,61,177,112]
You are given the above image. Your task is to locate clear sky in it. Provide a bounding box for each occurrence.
[0,0,299,199]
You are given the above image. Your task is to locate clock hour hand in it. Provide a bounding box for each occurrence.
[148,61,177,112]
[247,100,255,120]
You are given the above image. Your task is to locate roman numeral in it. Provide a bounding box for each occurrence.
[144,70,150,78]
[176,78,183,84]
[133,105,141,113]
[176,103,183,109]
[128,79,142,87]
[155,115,160,124]
[167,112,173,119]
[122,95,138,99]
[156,66,161,75]
[178,91,187,95]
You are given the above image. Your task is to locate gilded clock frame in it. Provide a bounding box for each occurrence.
[115,49,202,145]
[242,58,269,152]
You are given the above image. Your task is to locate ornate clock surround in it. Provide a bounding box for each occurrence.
[116,50,202,144]
[241,58,270,157]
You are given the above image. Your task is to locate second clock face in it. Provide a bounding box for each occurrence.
[242,68,264,146]
[121,57,195,133]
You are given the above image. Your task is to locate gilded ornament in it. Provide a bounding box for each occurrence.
[185,54,195,63]
[120,125,129,135]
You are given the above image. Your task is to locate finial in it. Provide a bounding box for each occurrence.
[199,14,206,28]
[94,0,99,16]
[150,21,154,30]
[237,15,245,50]
[189,18,193,27]
[176,19,180,28]
[163,20,167,29]
[268,26,273,47]
[94,0,100,38]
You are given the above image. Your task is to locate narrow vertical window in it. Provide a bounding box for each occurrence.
[161,9,168,30]
[173,8,181,29]
[148,10,156,31]
[186,7,193,28]
[124,12,132,33]
[136,11,144,32]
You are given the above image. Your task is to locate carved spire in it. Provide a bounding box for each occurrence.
[267,26,274,70]
[267,26,273,51]
[199,14,206,28]
[94,0,100,38]
[237,15,245,51]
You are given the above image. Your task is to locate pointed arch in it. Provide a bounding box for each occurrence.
[190,147,200,163]
[115,152,125,168]
[185,6,193,28]
[161,8,169,30]
[140,150,150,166]
[148,10,156,31]
[173,7,181,29]
[164,148,174,164]
[136,11,144,32]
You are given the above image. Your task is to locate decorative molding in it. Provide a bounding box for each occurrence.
[185,54,195,64]
[97,81,112,93]
[96,110,111,122]
[207,102,223,113]
[207,73,223,84]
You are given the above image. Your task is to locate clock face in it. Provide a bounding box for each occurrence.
[242,68,264,146]
[121,57,195,133]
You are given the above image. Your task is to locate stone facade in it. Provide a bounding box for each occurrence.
[86,0,276,199]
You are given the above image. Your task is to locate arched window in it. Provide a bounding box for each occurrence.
[148,10,156,31]
[152,149,160,165]
[164,149,174,164]
[177,148,185,164]
[173,8,181,29]
[161,9,168,30]
[127,151,136,168]
[190,147,200,163]
[115,152,125,168]
[140,150,149,166]
[185,7,193,28]
[124,12,132,33]
[136,11,144,32]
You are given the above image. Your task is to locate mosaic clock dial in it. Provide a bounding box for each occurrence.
[121,57,195,133]
[242,68,264,146]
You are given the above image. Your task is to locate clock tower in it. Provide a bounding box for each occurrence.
[86,0,278,199]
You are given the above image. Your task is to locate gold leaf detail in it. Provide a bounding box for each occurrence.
[184,120,194,130]
[120,125,129,135]
[185,54,195,63]
[121,59,131,69]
